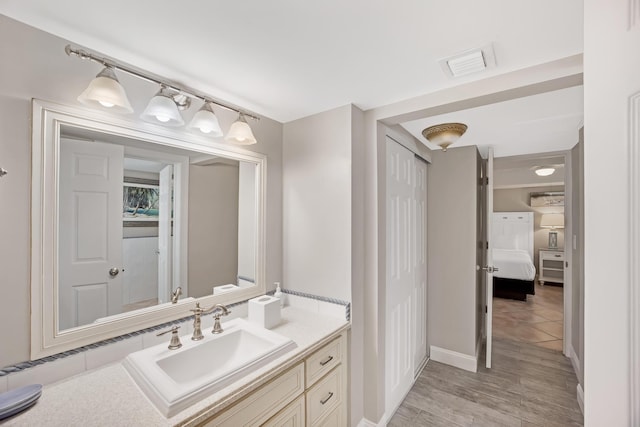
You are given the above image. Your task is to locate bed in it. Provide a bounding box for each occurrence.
[492,212,536,301]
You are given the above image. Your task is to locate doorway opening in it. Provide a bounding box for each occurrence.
[491,154,567,352]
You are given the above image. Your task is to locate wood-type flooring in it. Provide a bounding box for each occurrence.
[389,282,581,426]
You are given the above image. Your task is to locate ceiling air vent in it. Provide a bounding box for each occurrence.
[439,43,496,78]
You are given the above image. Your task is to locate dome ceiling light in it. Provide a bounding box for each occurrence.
[534,166,556,177]
[422,122,468,152]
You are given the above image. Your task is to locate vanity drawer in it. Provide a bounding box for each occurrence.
[263,395,305,427]
[204,363,304,426]
[305,336,343,387]
[305,367,344,427]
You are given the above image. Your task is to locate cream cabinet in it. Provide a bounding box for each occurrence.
[201,332,348,427]
[539,250,565,285]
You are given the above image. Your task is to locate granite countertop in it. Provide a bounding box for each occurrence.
[2,307,349,427]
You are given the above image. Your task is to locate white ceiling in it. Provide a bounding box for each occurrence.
[493,155,565,189]
[400,85,584,158]
[0,1,583,125]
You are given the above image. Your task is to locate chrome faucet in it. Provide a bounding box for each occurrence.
[171,287,182,304]
[189,303,231,339]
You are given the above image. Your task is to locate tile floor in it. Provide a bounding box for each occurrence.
[492,283,564,351]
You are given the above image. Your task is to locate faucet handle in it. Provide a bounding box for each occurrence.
[211,305,231,334]
[156,326,182,350]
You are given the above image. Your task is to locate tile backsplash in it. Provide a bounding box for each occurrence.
[0,290,349,391]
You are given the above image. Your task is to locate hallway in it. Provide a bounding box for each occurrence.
[388,337,583,426]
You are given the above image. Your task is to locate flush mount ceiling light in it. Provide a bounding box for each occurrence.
[225,113,257,145]
[188,102,223,137]
[534,166,556,176]
[77,66,133,113]
[65,45,259,143]
[422,122,468,152]
[141,86,186,127]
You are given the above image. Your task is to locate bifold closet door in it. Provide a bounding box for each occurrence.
[413,157,428,373]
[385,138,428,414]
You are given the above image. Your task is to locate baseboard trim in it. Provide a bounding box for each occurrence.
[414,356,429,379]
[430,345,477,373]
[475,337,483,370]
[568,344,581,380]
[576,383,584,414]
[357,418,378,427]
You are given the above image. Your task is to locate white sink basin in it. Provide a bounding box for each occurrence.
[123,318,296,417]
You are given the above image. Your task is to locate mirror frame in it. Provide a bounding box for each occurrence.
[30,99,267,359]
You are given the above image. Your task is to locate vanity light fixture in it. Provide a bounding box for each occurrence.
[77,66,133,113]
[534,166,556,177]
[225,113,257,145]
[141,86,186,127]
[421,122,468,152]
[65,45,259,143]
[188,102,223,137]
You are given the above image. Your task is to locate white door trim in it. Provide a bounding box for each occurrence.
[628,91,640,426]
[562,149,573,359]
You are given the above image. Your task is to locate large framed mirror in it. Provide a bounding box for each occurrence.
[31,100,266,359]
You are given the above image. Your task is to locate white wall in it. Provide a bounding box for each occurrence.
[282,105,352,302]
[584,0,635,423]
[0,15,283,367]
[122,237,158,305]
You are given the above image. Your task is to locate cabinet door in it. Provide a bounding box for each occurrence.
[263,395,305,427]
[204,363,304,426]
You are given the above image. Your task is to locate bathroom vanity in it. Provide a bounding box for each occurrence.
[3,307,349,426]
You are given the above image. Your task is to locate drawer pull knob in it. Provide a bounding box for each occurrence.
[319,355,334,366]
[554,255,561,257]
[320,392,334,405]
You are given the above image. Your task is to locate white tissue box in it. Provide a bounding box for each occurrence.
[213,284,239,295]
[248,295,281,329]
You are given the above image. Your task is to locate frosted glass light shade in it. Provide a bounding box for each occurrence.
[422,122,467,152]
[535,167,555,176]
[225,114,257,145]
[77,67,133,113]
[141,88,184,126]
[540,213,564,229]
[188,102,223,137]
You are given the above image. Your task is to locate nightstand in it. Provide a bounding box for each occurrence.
[539,250,565,285]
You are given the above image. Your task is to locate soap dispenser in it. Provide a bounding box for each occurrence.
[274,282,284,307]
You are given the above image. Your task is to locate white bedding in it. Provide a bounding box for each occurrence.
[493,249,536,281]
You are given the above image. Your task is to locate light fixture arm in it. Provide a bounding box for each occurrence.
[65,44,260,121]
